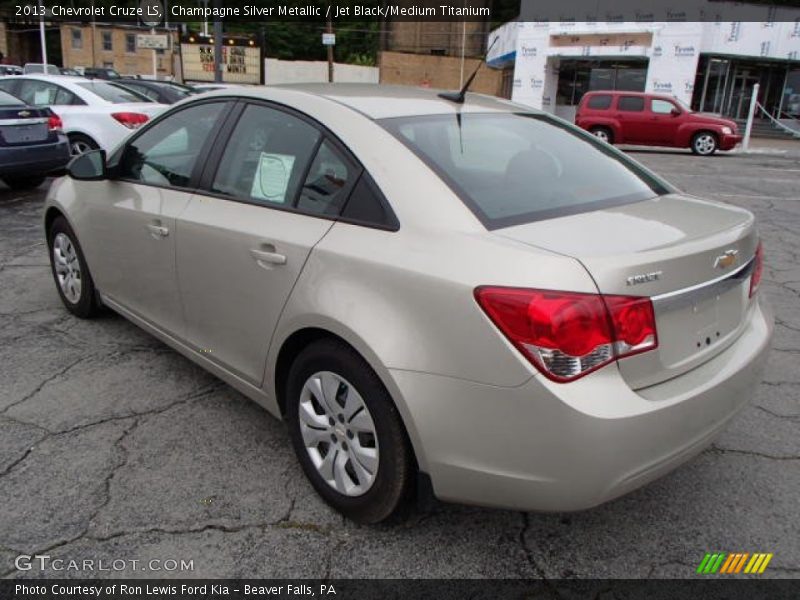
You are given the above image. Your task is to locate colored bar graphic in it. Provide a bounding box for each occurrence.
[698,552,773,575]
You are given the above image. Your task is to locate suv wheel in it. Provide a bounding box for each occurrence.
[286,339,413,523]
[589,127,613,144]
[691,131,718,156]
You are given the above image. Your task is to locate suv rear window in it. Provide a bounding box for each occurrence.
[586,94,612,110]
[380,113,668,229]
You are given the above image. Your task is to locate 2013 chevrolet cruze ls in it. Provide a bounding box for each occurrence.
[44,84,773,523]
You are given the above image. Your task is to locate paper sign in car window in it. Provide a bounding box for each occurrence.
[251,152,295,204]
[34,90,53,105]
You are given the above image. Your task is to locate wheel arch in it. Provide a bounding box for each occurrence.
[269,322,429,473]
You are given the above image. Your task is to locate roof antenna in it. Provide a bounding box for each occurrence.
[439,36,499,104]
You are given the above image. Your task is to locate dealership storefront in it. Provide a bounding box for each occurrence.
[488,18,800,124]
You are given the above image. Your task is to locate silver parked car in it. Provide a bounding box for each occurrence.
[44,84,772,523]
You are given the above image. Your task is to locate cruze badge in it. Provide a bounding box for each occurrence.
[714,249,739,270]
[626,271,662,286]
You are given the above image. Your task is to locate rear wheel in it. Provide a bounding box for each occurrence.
[589,126,613,144]
[691,131,718,156]
[47,216,100,318]
[286,339,413,523]
[2,176,46,190]
[68,133,99,156]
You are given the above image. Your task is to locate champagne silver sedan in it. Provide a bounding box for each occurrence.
[44,84,773,523]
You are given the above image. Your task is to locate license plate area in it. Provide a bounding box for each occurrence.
[1,123,48,144]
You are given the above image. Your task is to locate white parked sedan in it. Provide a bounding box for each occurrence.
[0,74,166,155]
[43,84,772,523]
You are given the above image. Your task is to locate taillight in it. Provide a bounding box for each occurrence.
[749,241,763,298]
[111,112,149,129]
[47,114,63,131]
[475,287,658,382]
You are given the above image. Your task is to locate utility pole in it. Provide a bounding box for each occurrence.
[326,14,333,83]
[743,83,760,152]
[213,0,223,83]
[38,0,47,66]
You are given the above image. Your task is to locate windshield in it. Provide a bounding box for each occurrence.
[380,113,669,229]
[77,81,150,103]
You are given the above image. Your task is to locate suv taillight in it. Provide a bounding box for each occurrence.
[475,287,658,382]
[749,241,764,298]
[111,112,149,129]
[47,114,63,131]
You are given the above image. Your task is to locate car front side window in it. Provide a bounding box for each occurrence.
[117,101,226,188]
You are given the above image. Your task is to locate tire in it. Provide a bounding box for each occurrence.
[2,176,46,190]
[68,133,99,156]
[691,131,718,156]
[286,339,413,523]
[589,126,613,144]
[47,216,100,318]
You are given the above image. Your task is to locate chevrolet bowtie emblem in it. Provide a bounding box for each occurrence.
[714,249,739,269]
[18,110,31,117]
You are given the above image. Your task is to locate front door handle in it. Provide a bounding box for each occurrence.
[146,223,169,238]
[250,246,287,268]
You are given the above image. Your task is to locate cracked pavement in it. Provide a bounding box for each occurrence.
[1,148,798,579]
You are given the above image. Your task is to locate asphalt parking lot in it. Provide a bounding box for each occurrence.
[1,147,799,580]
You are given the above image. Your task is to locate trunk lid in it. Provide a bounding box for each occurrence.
[0,105,53,147]
[497,194,758,389]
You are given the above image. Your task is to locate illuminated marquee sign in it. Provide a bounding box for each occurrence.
[180,36,261,84]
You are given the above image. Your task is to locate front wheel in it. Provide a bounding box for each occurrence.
[47,216,100,318]
[286,339,413,523]
[691,131,718,156]
[2,176,46,190]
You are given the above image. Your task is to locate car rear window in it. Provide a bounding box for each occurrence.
[618,96,645,112]
[586,94,612,110]
[380,113,668,229]
[77,81,149,103]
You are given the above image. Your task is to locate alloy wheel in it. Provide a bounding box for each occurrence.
[71,140,92,155]
[592,129,610,142]
[694,134,716,155]
[298,371,379,497]
[52,232,82,304]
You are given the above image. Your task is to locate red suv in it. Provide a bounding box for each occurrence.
[576,91,741,156]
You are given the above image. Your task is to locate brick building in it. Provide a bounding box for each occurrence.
[59,24,178,77]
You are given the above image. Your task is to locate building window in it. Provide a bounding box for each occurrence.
[102,31,112,52]
[126,34,136,54]
[71,28,82,50]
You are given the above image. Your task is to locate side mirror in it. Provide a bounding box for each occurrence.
[66,149,107,181]
[671,108,681,117]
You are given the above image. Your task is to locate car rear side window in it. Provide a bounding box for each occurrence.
[0,90,22,106]
[340,173,399,230]
[211,104,321,207]
[380,113,668,229]
[618,96,645,112]
[296,141,356,216]
[586,94,612,110]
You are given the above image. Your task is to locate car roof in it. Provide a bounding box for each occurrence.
[204,83,529,120]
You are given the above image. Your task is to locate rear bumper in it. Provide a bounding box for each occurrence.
[0,137,71,177]
[720,133,742,151]
[391,295,772,512]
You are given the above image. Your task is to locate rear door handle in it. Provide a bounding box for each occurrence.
[250,246,287,268]
[146,223,169,238]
